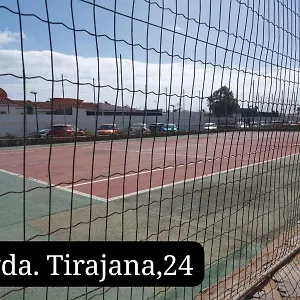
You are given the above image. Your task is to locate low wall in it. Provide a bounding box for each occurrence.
[0,111,209,137]
[1,127,300,148]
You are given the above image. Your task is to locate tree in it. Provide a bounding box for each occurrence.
[26,104,34,114]
[207,86,239,117]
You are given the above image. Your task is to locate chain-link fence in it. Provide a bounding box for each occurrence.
[0,0,300,299]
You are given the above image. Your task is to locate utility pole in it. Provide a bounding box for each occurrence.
[144,85,148,125]
[183,89,185,130]
[61,74,66,127]
[61,74,65,98]
[30,91,39,134]
[170,104,175,125]
[120,55,125,131]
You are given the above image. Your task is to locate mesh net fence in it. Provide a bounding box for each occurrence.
[0,0,300,299]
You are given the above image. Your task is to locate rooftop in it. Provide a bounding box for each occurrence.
[0,88,163,114]
[0,96,138,112]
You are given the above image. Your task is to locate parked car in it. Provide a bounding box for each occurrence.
[204,122,217,131]
[271,121,284,129]
[129,123,151,135]
[220,122,236,130]
[47,124,85,137]
[223,122,236,130]
[161,123,179,132]
[98,124,120,135]
[149,123,165,134]
[27,128,50,138]
[259,121,272,128]
[38,128,51,138]
[283,121,300,129]
[236,121,246,129]
[251,121,260,128]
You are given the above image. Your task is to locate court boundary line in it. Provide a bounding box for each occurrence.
[0,135,202,153]
[0,142,208,155]
[0,131,259,154]
[0,138,295,158]
[0,168,107,202]
[65,166,174,188]
[64,155,216,188]
[2,140,299,204]
[65,147,298,188]
[107,152,300,202]
[1,153,298,204]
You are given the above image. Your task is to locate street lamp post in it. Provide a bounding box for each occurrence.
[170,104,175,125]
[30,91,39,134]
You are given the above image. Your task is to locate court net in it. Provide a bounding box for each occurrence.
[0,0,300,299]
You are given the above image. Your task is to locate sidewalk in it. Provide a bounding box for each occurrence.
[251,251,300,299]
[196,224,300,300]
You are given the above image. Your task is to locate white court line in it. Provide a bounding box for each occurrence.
[2,151,298,205]
[65,148,280,188]
[96,146,192,153]
[0,168,107,202]
[140,151,213,158]
[65,166,175,188]
[0,135,197,154]
[0,143,103,154]
[0,132,265,155]
[65,155,215,188]
[0,138,286,155]
[0,142,199,155]
[1,137,292,156]
[0,144,208,159]
[98,147,206,158]
[107,152,300,202]
[5,150,207,169]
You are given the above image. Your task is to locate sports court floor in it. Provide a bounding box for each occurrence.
[0,131,300,300]
[1,131,299,202]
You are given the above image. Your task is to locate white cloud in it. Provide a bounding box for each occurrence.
[0,49,297,112]
[0,30,26,45]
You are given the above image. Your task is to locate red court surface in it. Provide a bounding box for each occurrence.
[1,132,300,201]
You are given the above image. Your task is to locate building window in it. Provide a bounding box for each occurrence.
[46,108,72,115]
[86,110,163,116]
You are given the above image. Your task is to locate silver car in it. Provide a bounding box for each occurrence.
[129,123,151,135]
[204,123,217,131]
[39,128,50,137]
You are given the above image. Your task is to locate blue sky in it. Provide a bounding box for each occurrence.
[1,0,259,62]
[0,0,290,64]
[0,0,299,111]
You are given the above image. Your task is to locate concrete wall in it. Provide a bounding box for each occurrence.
[0,110,208,137]
[0,107,284,137]
[0,105,15,115]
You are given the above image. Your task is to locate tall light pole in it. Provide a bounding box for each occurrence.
[30,91,39,134]
[170,104,175,125]
[120,55,125,131]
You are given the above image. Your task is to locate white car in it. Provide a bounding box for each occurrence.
[129,123,151,135]
[204,123,217,131]
[38,128,50,137]
[27,128,50,138]
[236,121,246,128]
